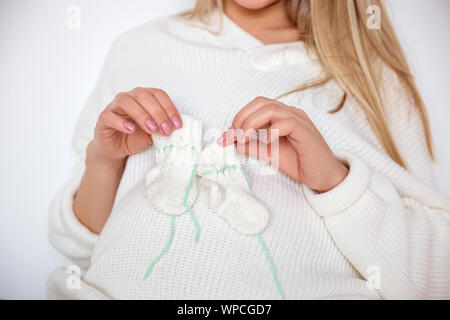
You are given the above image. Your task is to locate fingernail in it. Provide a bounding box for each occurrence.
[145,118,157,132]
[160,121,172,135]
[171,116,182,129]
[123,121,135,132]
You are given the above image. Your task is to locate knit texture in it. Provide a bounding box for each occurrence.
[198,142,269,235]
[145,114,202,216]
[47,13,450,300]
[143,127,275,291]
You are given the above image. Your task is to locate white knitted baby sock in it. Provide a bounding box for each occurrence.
[144,115,202,278]
[145,115,202,217]
[197,143,269,235]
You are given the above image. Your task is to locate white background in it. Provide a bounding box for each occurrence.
[0,0,449,299]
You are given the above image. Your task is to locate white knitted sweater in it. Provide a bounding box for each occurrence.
[47,13,450,300]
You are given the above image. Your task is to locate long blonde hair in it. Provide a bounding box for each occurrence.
[187,0,434,168]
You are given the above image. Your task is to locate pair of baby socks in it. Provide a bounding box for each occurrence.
[145,114,269,236]
[144,115,284,299]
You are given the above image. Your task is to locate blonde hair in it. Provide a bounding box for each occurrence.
[187,0,434,168]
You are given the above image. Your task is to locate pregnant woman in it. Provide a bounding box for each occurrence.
[47,0,450,299]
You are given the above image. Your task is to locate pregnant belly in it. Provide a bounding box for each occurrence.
[83,180,378,299]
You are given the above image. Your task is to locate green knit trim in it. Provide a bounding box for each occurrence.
[201,164,238,176]
[154,145,190,152]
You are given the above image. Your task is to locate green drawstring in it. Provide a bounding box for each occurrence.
[185,146,201,243]
[241,167,285,300]
[145,146,200,278]
[144,215,176,279]
[257,234,285,300]
[240,168,251,187]
[145,153,284,300]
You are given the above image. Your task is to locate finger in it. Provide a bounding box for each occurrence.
[220,103,292,147]
[232,96,276,129]
[234,119,300,159]
[266,118,301,142]
[98,109,136,134]
[217,127,249,147]
[231,104,293,145]
[240,103,293,132]
[111,93,154,135]
[129,88,172,136]
[234,140,272,164]
[149,88,182,129]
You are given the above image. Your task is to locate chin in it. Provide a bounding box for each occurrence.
[233,0,280,10]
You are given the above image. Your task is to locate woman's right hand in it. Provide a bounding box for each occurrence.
[91,87,182,165]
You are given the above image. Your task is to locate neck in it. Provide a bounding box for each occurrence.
[223,0,300,45]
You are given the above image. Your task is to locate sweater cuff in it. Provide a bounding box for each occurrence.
[302,151,371,218]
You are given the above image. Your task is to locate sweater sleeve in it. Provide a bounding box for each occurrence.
[380,65,436,187]
[303,152,450,299]
[303,68,450,299]
[48,37,122,270]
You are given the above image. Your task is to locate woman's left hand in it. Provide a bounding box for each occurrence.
[218,97,349,193]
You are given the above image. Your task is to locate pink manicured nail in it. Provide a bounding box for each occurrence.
[171,115,182,129]
[123,121,135,132]
[160,121,172,135]
[145,118,157,132]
